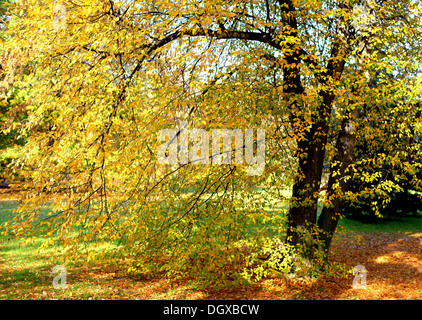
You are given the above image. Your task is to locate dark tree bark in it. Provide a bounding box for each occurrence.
[284,5,349,263]
[317,0,376,264]
[317,106,360,257]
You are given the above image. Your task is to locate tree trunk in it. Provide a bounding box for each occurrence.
[275,0,355,268]
[285,91,335,264]
[317,0,376,262]
[317,106,360,257]
[285,40,347,263]
[284,2,350,265]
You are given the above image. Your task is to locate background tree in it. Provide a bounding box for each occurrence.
[343,96,422,221]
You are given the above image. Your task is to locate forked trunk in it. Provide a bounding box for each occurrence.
[286,122,329,264]
[317,107,360,259]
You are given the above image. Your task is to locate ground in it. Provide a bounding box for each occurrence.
[1,192,421,300]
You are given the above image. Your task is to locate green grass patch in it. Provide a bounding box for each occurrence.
[338,214,422,234]
[1,195,422,299]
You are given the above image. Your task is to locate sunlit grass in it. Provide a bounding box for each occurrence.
[1,191,422,299]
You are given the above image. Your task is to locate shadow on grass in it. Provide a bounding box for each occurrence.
[0,267,51,290]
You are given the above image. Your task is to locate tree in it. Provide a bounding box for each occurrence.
[343,95,422,221]
[3,0,422,282]
[0,0,27,180]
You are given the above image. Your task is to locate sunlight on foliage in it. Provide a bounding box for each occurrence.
[1,0,421,286]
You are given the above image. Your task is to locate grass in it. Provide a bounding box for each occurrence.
[0,200,18,224]
[0,199,109,299]
[1,194,422,300]
[0,230,125,299]
[338,214,422,234]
